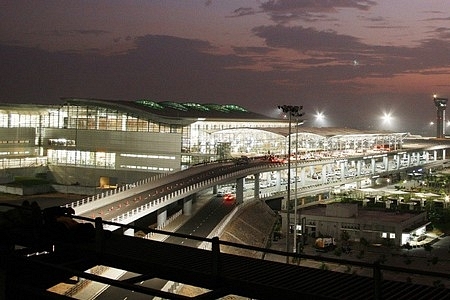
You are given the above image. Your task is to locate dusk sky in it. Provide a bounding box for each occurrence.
[1,1,450,134]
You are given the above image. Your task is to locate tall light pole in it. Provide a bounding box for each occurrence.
[278,105,304,261]
[293,117,301,254]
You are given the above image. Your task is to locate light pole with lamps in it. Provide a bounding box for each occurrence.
[278,105,304,261]
[293,116,304,254]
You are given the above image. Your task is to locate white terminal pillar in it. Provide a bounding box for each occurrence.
[254,173,260,198]
[235,177,244,204]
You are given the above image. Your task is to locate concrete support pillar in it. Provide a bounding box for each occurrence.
[309,166,315,177]
[275,171,282,191]
[416,152,420,163]
[300,168,306,187]
[442,149,446,160]
[183,197,193,216]
[394,154,400,170]
[323,164,331,182]
[383,156,388,171]
[293,161,299,183]
[371,158,376,174]
[422,151,429,162]
[254,173,260,198]
[327,163,333,174]
[321,167,327,184]
[157,208,167,228]
[356,160,361,176]
[236,177,244,204]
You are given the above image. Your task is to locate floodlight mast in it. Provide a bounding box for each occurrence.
[277,105,304,262]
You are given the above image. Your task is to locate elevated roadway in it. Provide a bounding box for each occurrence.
[66,142,450,230]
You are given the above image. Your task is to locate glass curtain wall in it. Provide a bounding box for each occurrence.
[0,109,51,169]
[212,128,285,156]
[48,103,181,169]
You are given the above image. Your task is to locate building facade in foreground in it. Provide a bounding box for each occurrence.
[0,98,406,186]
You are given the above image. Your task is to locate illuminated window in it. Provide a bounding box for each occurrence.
[120,153,175,160]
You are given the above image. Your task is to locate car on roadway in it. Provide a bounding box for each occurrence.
[223,193,236,202]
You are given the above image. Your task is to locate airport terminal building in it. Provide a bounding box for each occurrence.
[0,98,406,186]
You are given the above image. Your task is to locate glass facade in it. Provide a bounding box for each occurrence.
[43,103,183,170]
[211,128,285,156]
[47,149,116,168]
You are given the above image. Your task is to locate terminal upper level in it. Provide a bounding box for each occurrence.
[0,98,446,188]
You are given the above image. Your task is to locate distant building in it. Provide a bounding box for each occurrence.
[300,202,428,247]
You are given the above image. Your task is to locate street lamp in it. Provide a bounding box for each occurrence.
[315,112,325,127]
[381,112,392,125]
[278,105,304,261]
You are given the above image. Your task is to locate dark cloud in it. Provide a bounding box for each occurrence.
[300,57,335,65]
[253,25,365,52]
[0,35,257,106]
[365,25,407,29]
[424,16,450,22]
[261,0,377,12]
[266,11,334,24]
[260,0,377,23]
[433,27,450,40]
[231,0,375,23]
[34,29,110,37]
[232,46,273,55]
[365,16,385,22]
[230,7,256,17]
[252,24,450,81]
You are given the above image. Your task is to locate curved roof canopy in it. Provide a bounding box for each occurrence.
[61,98,276,126]
[262,126,407,139]
[136,99,264,118]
